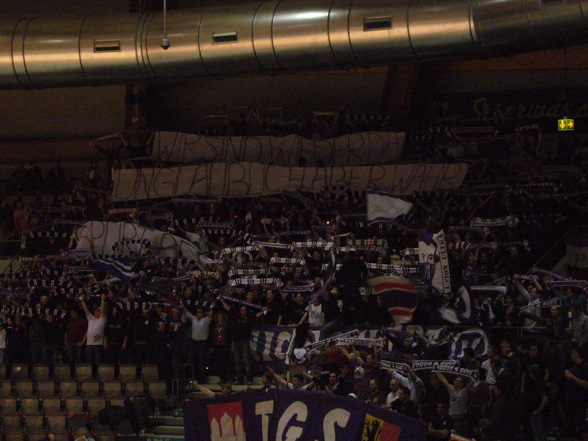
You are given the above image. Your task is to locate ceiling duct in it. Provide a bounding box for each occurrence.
[0,0,586,89]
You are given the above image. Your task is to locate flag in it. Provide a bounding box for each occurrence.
[367,190,412,223]
[450,328,489,358]
[91,258,139,284]
[367,276,419,324]
[418,230,451,294]
[438,285,476,324]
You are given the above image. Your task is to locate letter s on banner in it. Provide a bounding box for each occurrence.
[276,401,308,441]
[323,408,350,441]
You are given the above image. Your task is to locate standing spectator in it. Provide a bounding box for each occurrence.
[521,364,548,441]
[425,373,450,413]
[563,345,588,440]
[42,312,63,365]
[7,314,29,362]
[225,302,254,385]
[256,288,283,325]
[360,378,385,404]
[488,381,522,441]
[569,301,588,346]
[152,320,174,390]
[427,402,453,441]
[9,162,26,192]
[391,386,419,419]
[80,294,107,366]
[64,308,87,364]
[46,160,67,191]
[103,307,130,364]
[13,199,30,234]
[182,305,212,382]
[435,372,475,435]
[481,345,499,385]
[386,378,401,409]
[209,310,232,384]
[129,308,156,364]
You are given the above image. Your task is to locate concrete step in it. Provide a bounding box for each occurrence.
[153,426,185,436]
[145,434,185,441]
[202,375,262,385]
[153,416,183,427]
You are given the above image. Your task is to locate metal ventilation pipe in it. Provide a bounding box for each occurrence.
[0,0,586,89]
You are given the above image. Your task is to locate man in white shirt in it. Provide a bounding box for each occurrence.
[182,305,212,382]
[80,294,106,366]
[386,378,401,408]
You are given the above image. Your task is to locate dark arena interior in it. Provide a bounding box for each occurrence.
[0,0,587,440]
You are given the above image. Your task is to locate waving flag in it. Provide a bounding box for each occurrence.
[367,190,413,223]
[91,258,139,284]
[367,276,419,324]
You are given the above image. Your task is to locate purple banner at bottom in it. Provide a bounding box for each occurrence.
[183,388,426,441]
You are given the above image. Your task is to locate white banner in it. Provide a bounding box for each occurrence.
[112,162,468,201]
[73,221,201,261]
[152,131,404,166]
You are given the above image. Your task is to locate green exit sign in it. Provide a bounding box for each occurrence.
[558,118,575,131]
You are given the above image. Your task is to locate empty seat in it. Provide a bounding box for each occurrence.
[2,413,22,431]
[81,380,100,397]
[53,365,71,382]
[4,431,26,441]
[75,364,93,382]
[107,396,126,407]
[0,396,18,413]
[64,396,85,415]
[53,431,72,441]
[118,364,137,381]
[140,364,159,382]
[147,380,167,400]
[87,397,106,415]
[27,431,47,441]
[124,380,144,397]
[20,396,40,413]
[0,380,12,395]
[23,413,45,431]
[96,365,115,382]
[32,365,50,381]
[102,380,122,398]
[15,380,34,397]
[41,396,62,414]
[36,380,57,397]
[10,364,28,380]
[46,413,68,432]
[59,380,78,397]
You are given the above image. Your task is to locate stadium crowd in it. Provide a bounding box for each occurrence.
[0,125,587,441]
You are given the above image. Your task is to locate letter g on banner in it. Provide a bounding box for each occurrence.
[276,401,308,441]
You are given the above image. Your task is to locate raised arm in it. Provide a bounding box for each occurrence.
[435,371,451,391]
[99,294,106,318]
[79,295,91,317]
[267,366,289,388]
[192,381,216,398]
